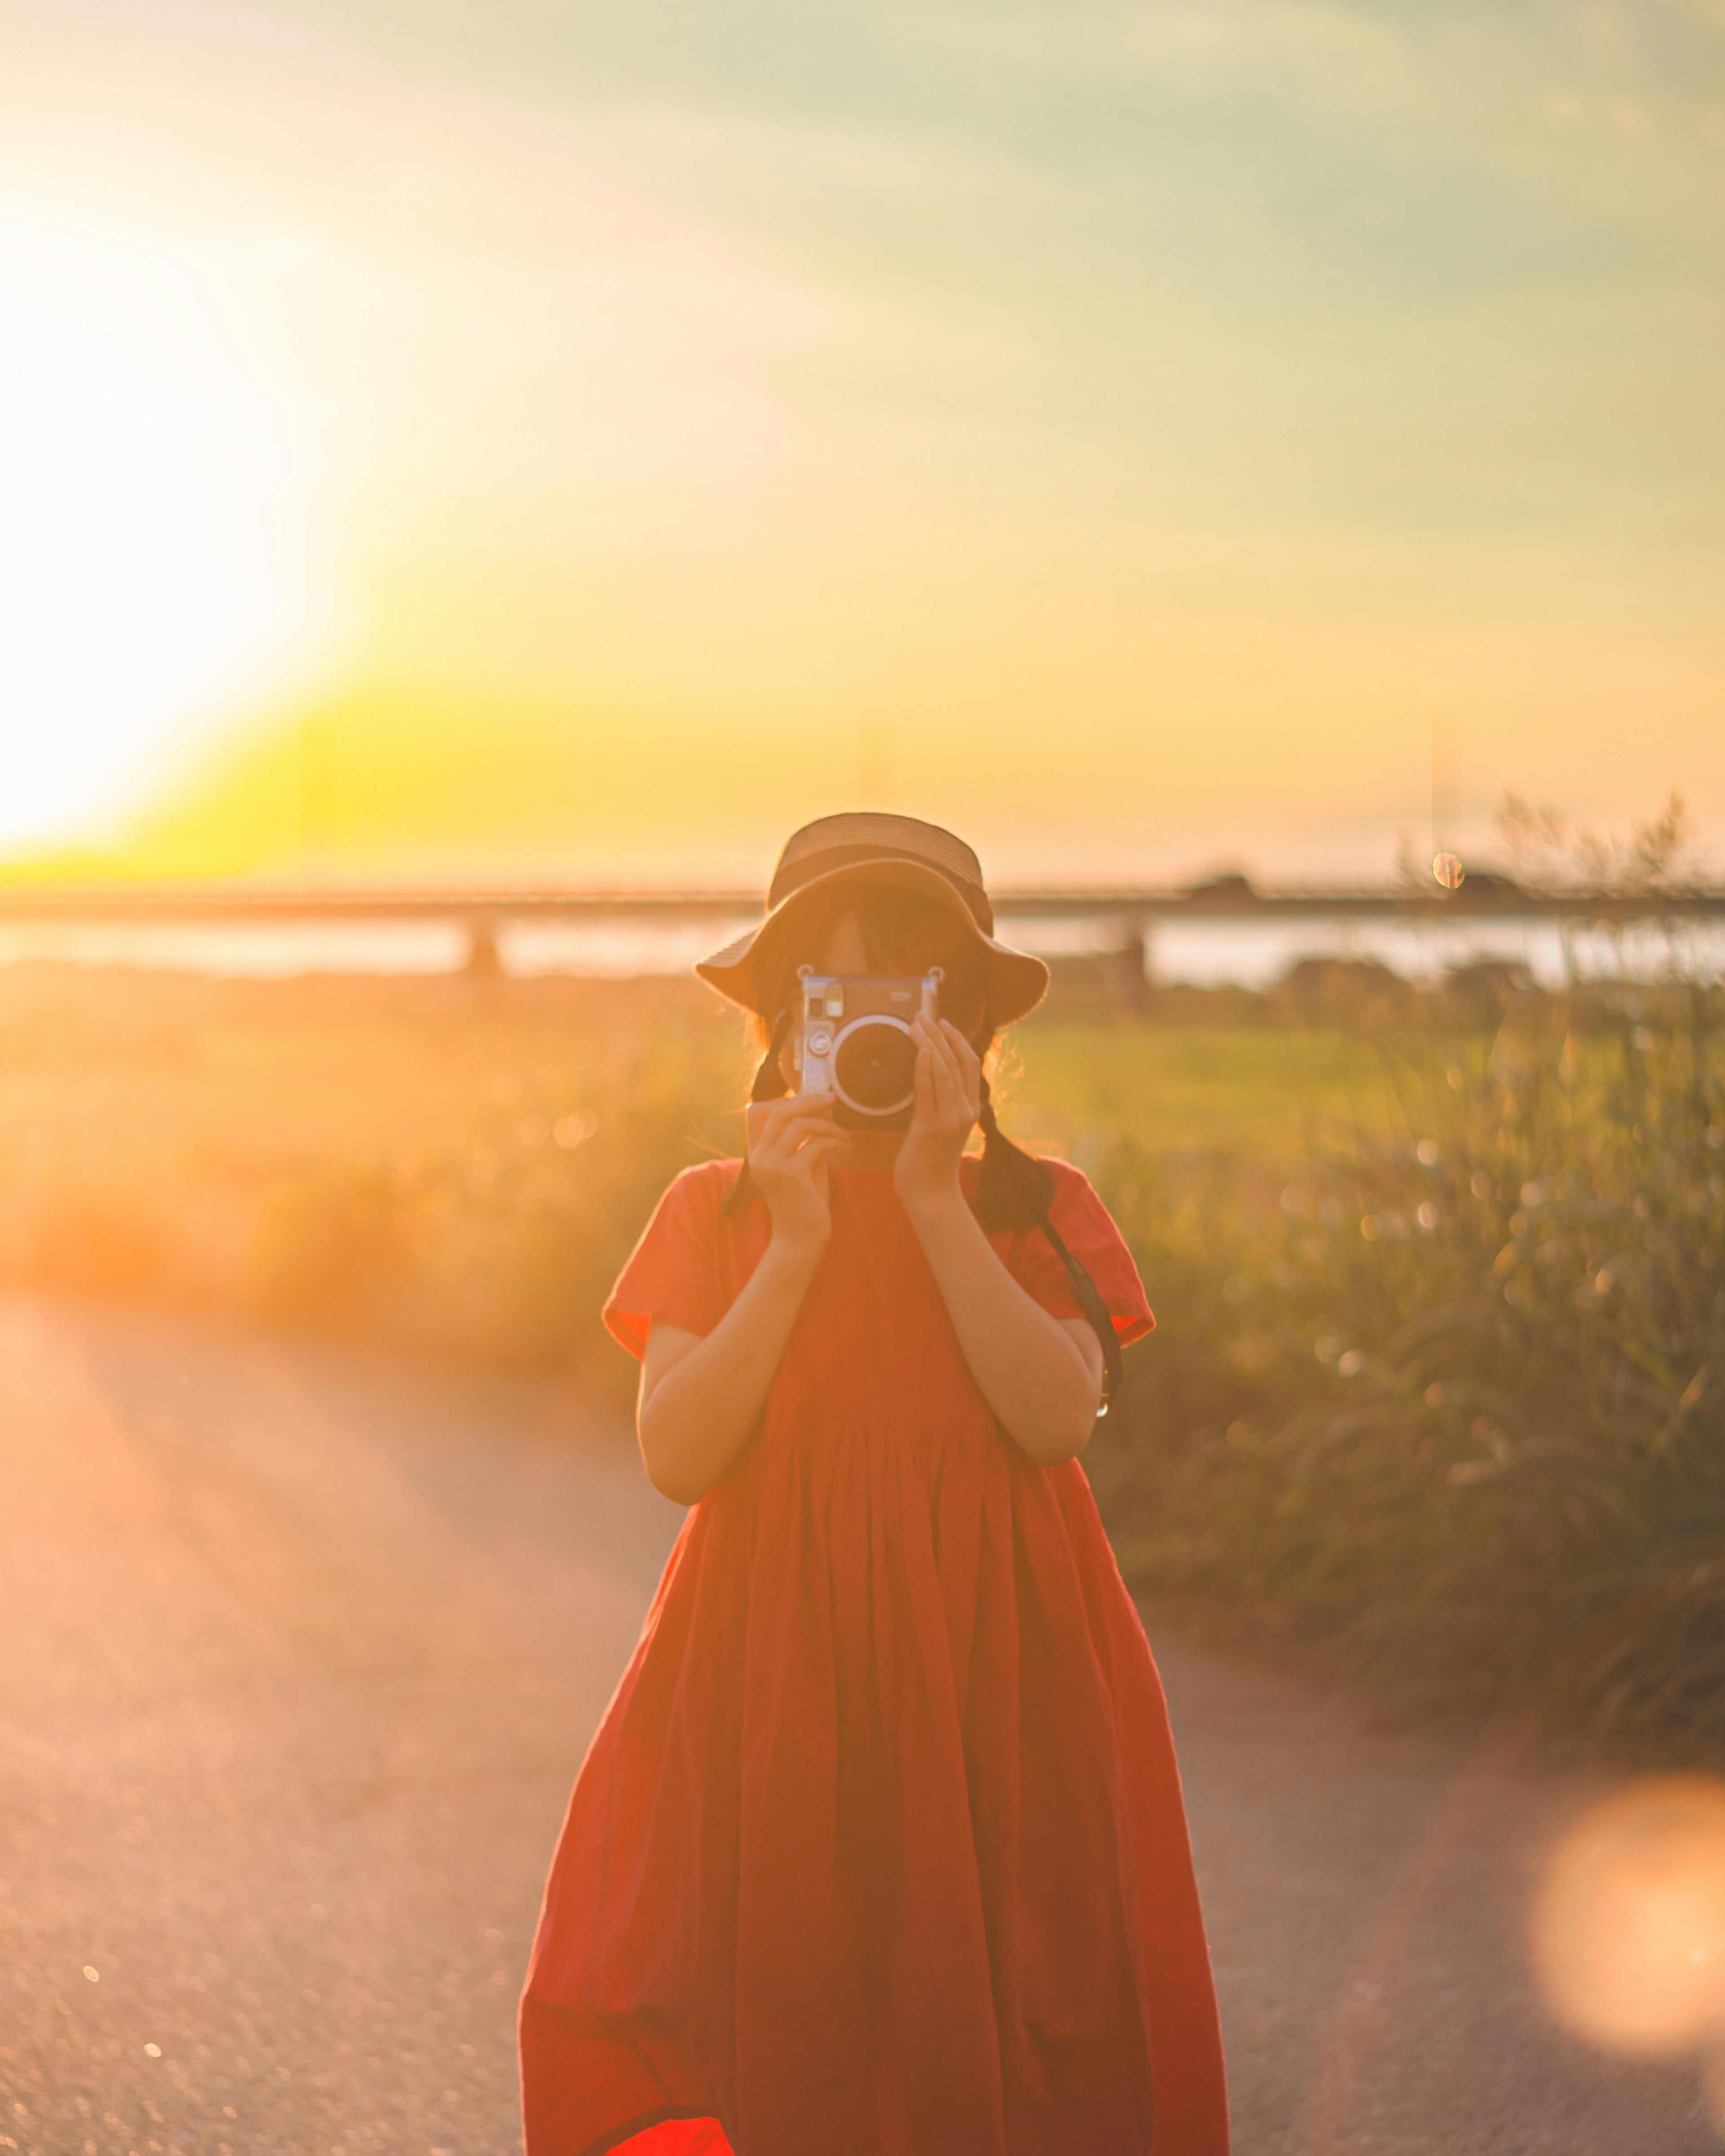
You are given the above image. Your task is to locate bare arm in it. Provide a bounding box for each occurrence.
[636,1092,844,1505]
[902,1200,1105,1463]
[894,1018,1107,1464]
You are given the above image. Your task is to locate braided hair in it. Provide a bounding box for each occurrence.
[720,1004,795,1217]
[972,1062,1054,1233]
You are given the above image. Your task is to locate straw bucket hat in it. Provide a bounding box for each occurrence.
[696,813,1049,1027]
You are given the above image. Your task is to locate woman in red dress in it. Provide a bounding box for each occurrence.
[520,815,1228,2155]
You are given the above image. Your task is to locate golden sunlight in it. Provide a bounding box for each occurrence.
[0,205,330,845]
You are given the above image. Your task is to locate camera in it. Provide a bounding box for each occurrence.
[794,966,942,1130]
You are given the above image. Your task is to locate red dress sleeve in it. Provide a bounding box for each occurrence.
[1001,1160,1154,1345]
[603,1163,733,1360]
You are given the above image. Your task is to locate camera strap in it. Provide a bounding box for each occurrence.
[1035,1214,1124,1419]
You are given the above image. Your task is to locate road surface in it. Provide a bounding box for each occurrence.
[0,1299,1712,2154]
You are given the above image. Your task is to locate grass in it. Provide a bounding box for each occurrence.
[1084,991,1725,1762]
[1004,1022,1408,1164]
[0,967,1391,1359]
[0,967,746,1389]
[1019,1015,1692,1181]
[1,949,1720,1762]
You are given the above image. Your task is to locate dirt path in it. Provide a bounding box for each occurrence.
[0,1300,1712,2154]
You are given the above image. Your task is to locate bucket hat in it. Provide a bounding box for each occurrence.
[696,812,1049,1027]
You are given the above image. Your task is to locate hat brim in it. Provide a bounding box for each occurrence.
[696,857,1050,1028]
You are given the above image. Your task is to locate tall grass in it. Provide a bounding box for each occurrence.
[1092,810,1725,1758]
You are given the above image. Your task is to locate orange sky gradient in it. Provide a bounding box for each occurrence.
[1,0,1721,886]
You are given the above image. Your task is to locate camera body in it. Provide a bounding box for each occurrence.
[794,966,942,1130]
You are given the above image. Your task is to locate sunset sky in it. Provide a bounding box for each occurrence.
[0,0,1721,885]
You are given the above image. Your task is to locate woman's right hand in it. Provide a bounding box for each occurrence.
[745,1092,848,1257]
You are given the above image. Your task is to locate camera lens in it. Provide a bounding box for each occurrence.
[833,1019,916,1115]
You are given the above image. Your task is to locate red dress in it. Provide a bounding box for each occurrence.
[520,1157,1228,2156]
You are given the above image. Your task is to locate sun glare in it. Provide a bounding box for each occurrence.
[0,208,329,849]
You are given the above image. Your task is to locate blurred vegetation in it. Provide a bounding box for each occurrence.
[1088,795,1725,1762]
[1089,990,1725,1762]
[0,972,747,1404]
[0,796,1718,1758]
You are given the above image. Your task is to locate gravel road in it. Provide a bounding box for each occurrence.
[0,1298,1714,2155]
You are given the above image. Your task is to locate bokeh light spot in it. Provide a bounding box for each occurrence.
[1532,1776,1725,2057]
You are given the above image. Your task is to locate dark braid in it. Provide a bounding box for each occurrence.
[721,1006,794,1217]
[973,1063,1055,1233]
[977,1055,1122,1412]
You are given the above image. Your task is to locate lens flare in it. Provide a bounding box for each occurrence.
[1532,1777,1725,2058]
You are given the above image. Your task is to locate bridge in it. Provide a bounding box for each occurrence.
[0,871,1719,983]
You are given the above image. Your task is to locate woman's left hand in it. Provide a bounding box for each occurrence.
[893,1016,982,1217]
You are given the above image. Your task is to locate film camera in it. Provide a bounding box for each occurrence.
[793,965,942,1130]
